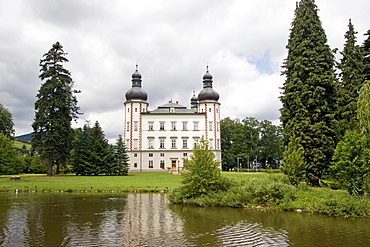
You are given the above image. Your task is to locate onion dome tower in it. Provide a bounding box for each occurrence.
[125,64,148,102]
[124,64,149,152]
[198,66,219,102]
[190,91,198,112]
[197,66,220,151]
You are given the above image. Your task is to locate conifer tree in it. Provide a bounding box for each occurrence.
[280,0,337,185]
[362,30,370,81]
[82,121,114,175]
[337,19,364,135]
[113,135,129,175]
[32,42,81,176]
[71,125,90,175]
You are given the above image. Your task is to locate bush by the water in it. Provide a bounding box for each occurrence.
[168,137,232,203]
[169,171,370,217]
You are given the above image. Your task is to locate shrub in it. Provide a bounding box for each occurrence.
[168,137,232,203]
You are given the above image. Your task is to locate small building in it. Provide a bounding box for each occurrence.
[124,65,221,172]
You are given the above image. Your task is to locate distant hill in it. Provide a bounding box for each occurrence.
[15,133,32,142]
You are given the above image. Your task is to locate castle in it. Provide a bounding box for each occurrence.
[124,65,221,172]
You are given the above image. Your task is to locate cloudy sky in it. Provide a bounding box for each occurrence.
[1,0,369,143]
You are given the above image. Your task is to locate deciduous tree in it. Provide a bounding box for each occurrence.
[0,103,14,138]
[169,137,231,202]
[0,134,25,175]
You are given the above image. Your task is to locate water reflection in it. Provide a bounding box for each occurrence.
[0,193,369,247]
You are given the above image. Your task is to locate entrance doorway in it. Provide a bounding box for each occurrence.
[171,160,177,172]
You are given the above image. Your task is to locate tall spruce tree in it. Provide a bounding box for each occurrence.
[280,0,337,185]
[337,19,364,135]
[32,42,81,176]
[71,125,90,175]
[82,121,114,176]
[113,135,129,175]
[363,30,370,81]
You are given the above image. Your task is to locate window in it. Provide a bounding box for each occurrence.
[209,139,214,150]
[160,152,165,157]
[160,122,165,130]
[133,139,138,149]
[127,108,130,113]
[209,121,213,131]
[209,107,212,112]
[194,121,199,130]
[134,121,138,131]
[126,139,130,147]
[149,160,153,168]
[148,139,154,149]
[217,122,220,131]
[182,139,188,148]
[126,122,130,131]
[171,121,176,130]
[135,108,138,112]
[160,160,165,169]
[133,153,137,157]
[193,138,199,147]
[171,139,177,148]
[134,163,138,168]
[160,139,165,149]
[183,153,187,157]
[182,121,187,130]
[149,153,153,157]
[148,122,154,130]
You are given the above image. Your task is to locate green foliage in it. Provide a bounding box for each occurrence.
[29,156,48,174]
[169,137,232,202]
[32,41,81,176]
[282,137,306,186]
[220,117,282,170]
[331,131,370,196]
[280,0,337,183]
[113,135,129,175]
[80,121,115,176]
[71,122,127,176]
[0,103,14,138]
[337,19,365,135]
[362,29,370,81]
[357,81,370,137]
[279,188,370,216]
[0,134,25,175]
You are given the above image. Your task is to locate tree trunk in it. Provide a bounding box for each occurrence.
[47,153,53,176]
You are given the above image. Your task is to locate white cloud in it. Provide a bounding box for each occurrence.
[0,0,369,142]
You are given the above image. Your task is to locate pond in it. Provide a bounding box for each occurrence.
[0,193,369,246]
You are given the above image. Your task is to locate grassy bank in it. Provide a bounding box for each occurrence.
[0,172,182,192]
[2,172,369,216]
[170,173,370,217]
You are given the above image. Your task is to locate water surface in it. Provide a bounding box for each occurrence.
[0,193,368,246]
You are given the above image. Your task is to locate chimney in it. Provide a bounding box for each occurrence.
[176,101,179,104]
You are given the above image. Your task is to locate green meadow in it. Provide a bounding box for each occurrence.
[0,172,269,193]
[0,172,182,192]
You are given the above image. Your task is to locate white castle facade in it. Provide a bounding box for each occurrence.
[124,65,221,172]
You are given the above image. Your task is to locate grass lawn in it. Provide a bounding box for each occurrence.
[0,172,183,192]
[0,171,261,193]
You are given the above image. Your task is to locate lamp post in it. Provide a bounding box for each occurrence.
[237,157,240,172]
